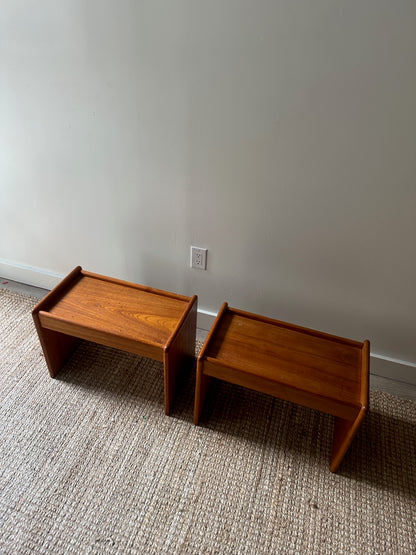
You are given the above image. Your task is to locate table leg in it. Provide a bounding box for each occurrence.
[32,313,79,377]
[163,299,197,415]
[193,361,213,425]
[330,407,367,472]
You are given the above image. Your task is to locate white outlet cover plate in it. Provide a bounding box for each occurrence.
[190,246,207,270]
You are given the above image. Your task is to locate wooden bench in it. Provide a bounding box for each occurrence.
[194,303,369,472]
[32,266,197,414]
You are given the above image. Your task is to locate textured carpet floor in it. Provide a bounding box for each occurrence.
[0,289,415,554]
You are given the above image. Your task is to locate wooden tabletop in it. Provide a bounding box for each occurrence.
[39,270,192,349]
[203,306,367,413]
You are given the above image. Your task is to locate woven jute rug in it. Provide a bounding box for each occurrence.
[1,289,415,554]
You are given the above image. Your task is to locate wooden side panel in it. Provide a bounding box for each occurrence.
[164,296,198,415]
[330,406,367,472]
[330,340,370,472]
[194,359,213,425]
[32,310,80,377]
[32,266,83,377]
[193,302,229,424]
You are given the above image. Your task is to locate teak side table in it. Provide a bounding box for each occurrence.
[32,266,197,414]
[194,303,369,472]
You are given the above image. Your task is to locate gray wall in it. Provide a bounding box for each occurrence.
[1,1,415,380]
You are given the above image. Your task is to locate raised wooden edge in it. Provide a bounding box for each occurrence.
[360,340,370,410]
[164,295,198,352]
[81,270,192,303]
[228,306,364,348]
[32,266,83,316]
[203,355,361,419]
[197,302,229,362]
[38,310,164,352]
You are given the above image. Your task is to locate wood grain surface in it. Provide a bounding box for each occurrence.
[43,273,189,347]
[194,304,369,471]
[33,267,197,414]
[203,308,364,411]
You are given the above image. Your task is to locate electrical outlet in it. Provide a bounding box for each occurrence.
[190,246,207,270]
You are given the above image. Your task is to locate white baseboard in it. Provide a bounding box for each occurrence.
[369,353,416,386]
[196,309,217,332]
[0,259,64,290]
[2,260,415,386]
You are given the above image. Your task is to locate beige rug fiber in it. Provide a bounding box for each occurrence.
[1,289,415,554]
